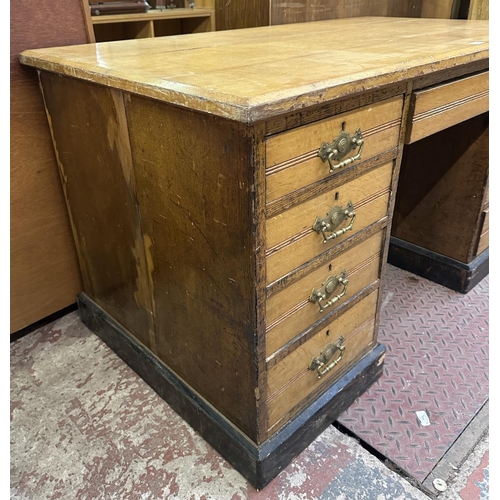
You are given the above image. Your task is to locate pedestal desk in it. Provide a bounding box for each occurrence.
[20,17,489,489]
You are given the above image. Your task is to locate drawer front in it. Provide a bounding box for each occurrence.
[266,230,383,356]
[266,289,379,434]
[476,209,489,256]
[265,96,403,202]
[266,161,393,284]
[406,71,489,144]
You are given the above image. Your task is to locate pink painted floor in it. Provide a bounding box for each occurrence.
[339,265,489,484]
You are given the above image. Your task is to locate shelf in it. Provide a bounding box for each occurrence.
[91,7,215,41]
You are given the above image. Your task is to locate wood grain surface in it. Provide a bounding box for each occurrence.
[266,162,393,283]
[125,95,260,441]
[266,231,384,355]
[420,0,455,18]
[406,71,489,143]
[265,97,402,202]
[39,74,155,350]
[393,112,489,263]
[10,0,91,332]
[266,289,379,433]
[468,0,489,20]
[271,0,422,24]
[215,0,269,31]
[19,17,488,123]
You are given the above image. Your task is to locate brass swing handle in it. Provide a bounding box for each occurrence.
[313,201,356,244]
[318,126,364,173]
[309,272,349,313]
[309,336,346,379]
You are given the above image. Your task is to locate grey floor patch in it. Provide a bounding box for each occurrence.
[320,456,427,500]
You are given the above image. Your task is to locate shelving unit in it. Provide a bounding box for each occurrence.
[91,7,215,42]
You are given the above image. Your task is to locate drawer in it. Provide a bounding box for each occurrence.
[266,230,383,356]
[266,289,379,434]
[266,161,393,284]
[476,209,489,256]
[265,96,403,202]
[406,71,489,144]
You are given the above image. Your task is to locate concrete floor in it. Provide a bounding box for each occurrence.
[11,305,489,499]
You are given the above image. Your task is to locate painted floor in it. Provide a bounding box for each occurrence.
[339,265,489,484]
[10,266,489,499]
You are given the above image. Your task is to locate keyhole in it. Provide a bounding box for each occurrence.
[341,121,346,131]
[328,264,332,271]
[335,191,339,201]
[326,329,330,337]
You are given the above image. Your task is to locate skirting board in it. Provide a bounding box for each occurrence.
[388,237,489,294]
[78,292,386,490]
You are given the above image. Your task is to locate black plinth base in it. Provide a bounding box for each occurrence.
[78,292,386,490]
[388,237,489,294]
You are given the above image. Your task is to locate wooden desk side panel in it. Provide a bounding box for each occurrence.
[39,73,155,351]
[125,96,260,441]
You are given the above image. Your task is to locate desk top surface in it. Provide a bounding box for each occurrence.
[20,17,488,123]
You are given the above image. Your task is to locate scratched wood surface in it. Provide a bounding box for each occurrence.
[266,289,379,433]
[405,71,489,143]
[266,231,383,355]
[20,17,488,123]
[39,74,155,350]
[266,162,392,284]
[125,94,260,441]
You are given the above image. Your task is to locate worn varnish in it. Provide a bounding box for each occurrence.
[20,17,488,488]
[125,94,260,440]
[20,17,488,123]
[266,231,384,355]
[405,71,489,144]
[266,162,393,283]
[39,74,155,350]
[267,290,379,433]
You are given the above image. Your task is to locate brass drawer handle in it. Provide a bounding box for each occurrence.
[309,336,346,379]
[309,271,349,313]
[318,125,364,173]
[313,201,356,244]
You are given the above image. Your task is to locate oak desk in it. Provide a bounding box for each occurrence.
[20,17,489,488]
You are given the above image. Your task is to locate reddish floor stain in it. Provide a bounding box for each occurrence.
[459,450,489,500]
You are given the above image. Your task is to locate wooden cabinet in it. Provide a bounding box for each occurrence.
[91,7,215,41]
[20,17,488,488]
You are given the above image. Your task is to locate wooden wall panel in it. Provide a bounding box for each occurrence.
[270,0,422,25]
[468,0,488,19]
[215,0,269,30]
[420,0,455,18]
[10,0,91,332]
